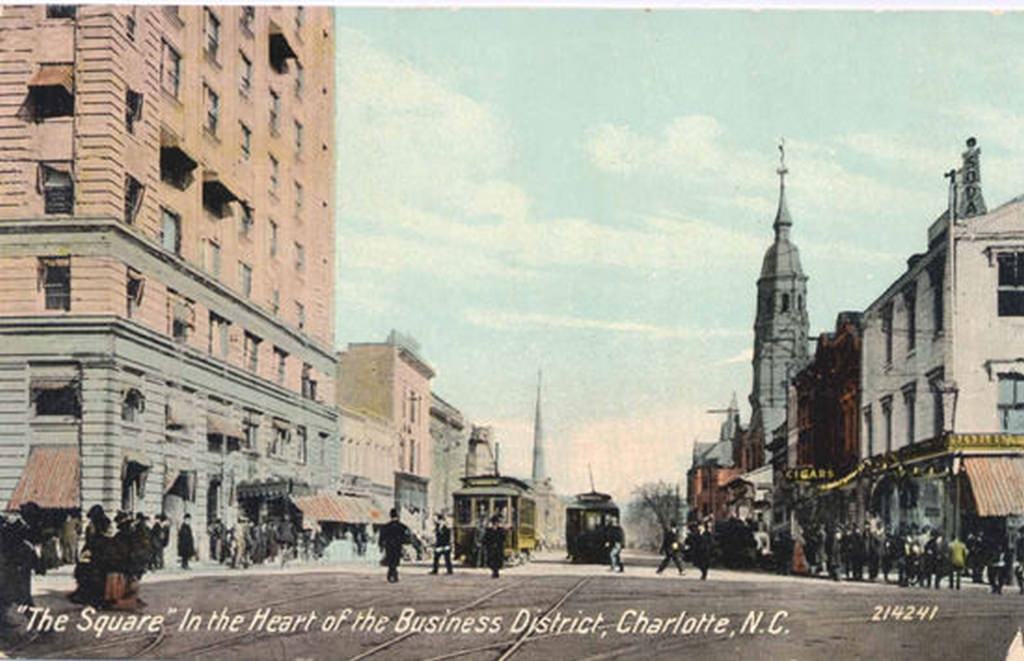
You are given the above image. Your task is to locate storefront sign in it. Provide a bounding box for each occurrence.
[947,434,1024,451]
[783,466,836,482]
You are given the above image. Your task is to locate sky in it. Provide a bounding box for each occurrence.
[331,9,1024,503]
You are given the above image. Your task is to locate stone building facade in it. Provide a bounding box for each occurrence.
[0,5,338,557]
[429,392,469,515]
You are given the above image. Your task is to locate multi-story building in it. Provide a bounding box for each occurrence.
[429,393,469,515]
[0,6,338,556]
[686,394,742,523]
[336,331,434,522]
[860,138,1024,541]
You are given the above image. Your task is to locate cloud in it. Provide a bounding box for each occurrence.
[463,308,747,340]
[721,348,753,365]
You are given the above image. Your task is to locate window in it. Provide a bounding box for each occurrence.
[204,239,221,277]
[125,8,136,41]
[294,181,303,216]
[168,292,194,344]
[123,174,143,225]
[930,370,945,437]
[902,383,916,446]
[160,40,181,98]
[126,270,144,318]
[297,426,308,465]
[881,396,893,453]
[780,293,790,313]
[271,289,280,315]
[204,84,219,135]
[160,207,181,255]
[32,380,80,417]
[125,89,143,133]
[243,332,261,372]
[294,61,304,97]
[240,122,251,159]
[21,64,75,121]
[47,5,77,19]
[882,302,894,365]
[204,8,221,62]
[269,220,278,257]
[269,154,279,194]
[239,204,254,237]
[239,52,252,96]
[863,406,874,457]
[272,422,289,457]
[295,6,304,30]
[39,163,73,214]
[928,257,945,334]
[240,6,255,33]
[997,252,1024,316]
[998,374,1024,432]
[294,242,304,272]
[294,121,303,156]
[208,312,230,359]
[269,90,280,134]
[243,411,259,450]
[121,388,145,423]
[296,302,305,330]
[39,257,71,311]
[301,363,317,400]
[239,262,252,298]
[904,285,916,352]
[274,347,288,384]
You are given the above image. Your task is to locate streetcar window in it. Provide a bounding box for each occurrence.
[584,512,602,532]
[493,497,508,523]
[475,499,488,523]
[455,498,471,525]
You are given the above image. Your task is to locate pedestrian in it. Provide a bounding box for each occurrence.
[967,531,984,583]
[988,538,1007,594]
[483,515,506,579]
[379,508,411,583]
[655,521,685,575]
[923,531,939,589]
[473,519,487,568]
[882,528,898,583]
[430,513,454,575]
[150,515,169,570]
[949,535,967,590]
[606,516,625,573]
[60,512,80,565]
[178,514,195,570]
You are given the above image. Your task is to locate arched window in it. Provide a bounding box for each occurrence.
[780,293,790,313]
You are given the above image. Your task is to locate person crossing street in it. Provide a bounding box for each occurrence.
[656,521,685,575]
[429,513,453,576]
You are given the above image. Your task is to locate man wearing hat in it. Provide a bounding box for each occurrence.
[429,513,453,575]
[378,508,411,583]
[483,515,506,579]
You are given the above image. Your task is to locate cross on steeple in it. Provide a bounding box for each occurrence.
[777,138,788,181]
[773,138,792,233]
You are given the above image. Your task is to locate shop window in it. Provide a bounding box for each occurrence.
[31,378,80,417]
[38,163,73,214]
[126,270,144,318]
[38,256,71,311]
[124,174,144,225]
[125,89,143,133]
[998,374,1024,432]
[121,388,146,422]
[997,252,1024,316]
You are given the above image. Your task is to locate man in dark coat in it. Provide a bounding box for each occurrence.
[379,508,410,583]
[430,513,453,575]
[178,514,195,569]
[687,523,713,580]
[656,521,685,575]
[483,515,506,578]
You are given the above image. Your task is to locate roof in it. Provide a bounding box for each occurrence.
[760,239,805,279]
[964,456,1024,517]
[7,446,80,511]
[692,439,734,469]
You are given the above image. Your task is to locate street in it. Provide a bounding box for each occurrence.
[4,551,1023,661]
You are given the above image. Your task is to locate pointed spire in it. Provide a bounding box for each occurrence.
[774,139,792,237]
[531,369,546,483]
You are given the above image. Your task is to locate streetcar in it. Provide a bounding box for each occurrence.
[452,474,537,564]
[565,490,620,563]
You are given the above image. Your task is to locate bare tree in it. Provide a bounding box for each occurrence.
[624,481,684,550]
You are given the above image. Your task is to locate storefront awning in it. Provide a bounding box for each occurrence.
[237,479,295,501]
[292,493,375,524]
[7,446,80,511]
[208,412,243,439]
[964,456,1024,517]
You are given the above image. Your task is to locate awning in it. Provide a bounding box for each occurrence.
[237,479,294,500]
[269,21,298,69]
[202,173,240,207]
[166,395,190,429]
[7,446,80,511]
[159,136,198,174]
[207,412,243,439]
[964,456,1024,517]
[29,64,73,93]
[292,493,373,524]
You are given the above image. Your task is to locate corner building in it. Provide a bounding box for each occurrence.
[0,5,338,557]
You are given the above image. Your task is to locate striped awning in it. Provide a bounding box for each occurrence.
[7,446,80,511]
[291,493,380,524]
[964,456,1024,517]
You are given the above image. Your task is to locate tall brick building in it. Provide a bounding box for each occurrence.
[0,5,337,555]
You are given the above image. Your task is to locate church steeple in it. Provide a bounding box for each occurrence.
[773,140,792,240]
[531,369,547,483]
